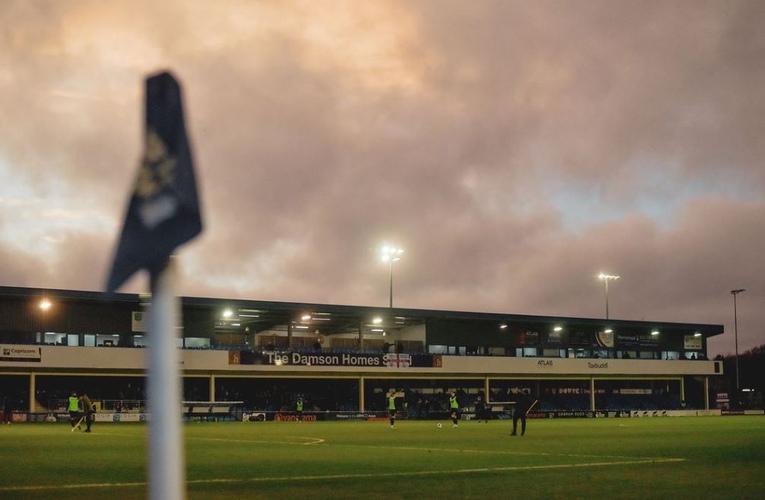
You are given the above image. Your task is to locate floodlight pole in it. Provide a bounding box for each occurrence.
[381,246,403,308]
[388,259,394,308]
[598,273,619,320]
[731,289,745,393]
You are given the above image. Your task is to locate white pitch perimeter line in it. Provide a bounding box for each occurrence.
[0,458,685,493]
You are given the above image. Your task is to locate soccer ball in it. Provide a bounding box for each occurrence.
[437,422,442,428]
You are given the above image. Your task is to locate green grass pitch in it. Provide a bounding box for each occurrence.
[1,417,764,499]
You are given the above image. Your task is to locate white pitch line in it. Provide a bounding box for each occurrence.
[185,457,688,484]
[188,436,666,462]
[189,436,325,446]
[0,457,685,493]
[325,443,671,462]
[76,433,325,446]
[68,432,663,461]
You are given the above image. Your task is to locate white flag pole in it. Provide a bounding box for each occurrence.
[147,257,186,500]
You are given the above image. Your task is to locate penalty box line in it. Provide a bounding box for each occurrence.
[0,457,686,493]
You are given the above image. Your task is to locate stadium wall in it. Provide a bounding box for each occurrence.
[0,344,720,376]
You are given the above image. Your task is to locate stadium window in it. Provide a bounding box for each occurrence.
[522,347,537,357]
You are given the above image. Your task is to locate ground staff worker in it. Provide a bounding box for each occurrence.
[68,391,80,428]
[80,393,95,433]
[511,389,534,436]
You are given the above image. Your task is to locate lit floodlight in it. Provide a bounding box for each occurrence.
[598,273,620,281]
[597,273,620,319]
[381,246,403,262]
[380,245,404,307]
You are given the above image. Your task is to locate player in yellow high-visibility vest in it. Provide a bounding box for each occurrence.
[387,391,397,428]
[296,399,304,422]
[449,391,460,428]
[68,391,80,428]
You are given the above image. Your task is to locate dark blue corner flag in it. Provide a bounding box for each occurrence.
[106,71,202,293]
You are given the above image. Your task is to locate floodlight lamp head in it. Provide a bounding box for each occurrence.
[598,273,619,281]
[381,245,403,261]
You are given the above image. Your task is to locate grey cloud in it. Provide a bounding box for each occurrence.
[0,0,763,356]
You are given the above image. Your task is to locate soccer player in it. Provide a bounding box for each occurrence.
[387,390,397,428]
[68,391,80,428]
[449,391,460,427]
[296,398,304,422]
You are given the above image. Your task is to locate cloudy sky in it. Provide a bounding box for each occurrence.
[1,0,763,357]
